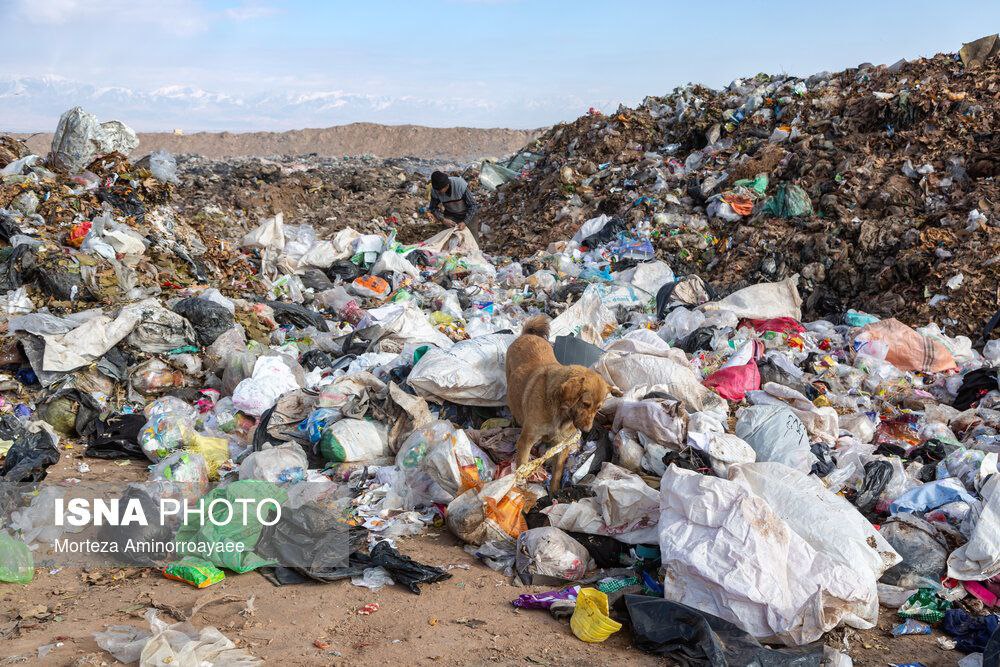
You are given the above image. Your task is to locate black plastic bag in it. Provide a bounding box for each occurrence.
[622,594,823,667]
[853,459,893,514]
[0,210,21,243]
[953,368,999,411]
[325,260,363,282]
[85,413,147,460]
[266,301,329,332]
[172,297,235,346]
[300,268,333,292]
[0,244,34,292]
[878,514,949,587]
[553,335,603,368]
[680,326,718,353]
[1,425,60,483]
[809,443,835,477]
[369,540,451,594]
[300,349,334,371]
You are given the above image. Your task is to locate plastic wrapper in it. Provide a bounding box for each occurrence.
[163,559,225,588]
[0,532,34,583]
[238,442,308,485]
[149,451,210,501]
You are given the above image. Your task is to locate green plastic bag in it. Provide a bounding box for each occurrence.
[763,183,813,218]
[733,174,769,196]
[174,480,287,573]
[0,532,34,584]
[898,588,951,623]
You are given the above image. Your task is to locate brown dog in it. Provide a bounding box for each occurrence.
[505,315,619,491]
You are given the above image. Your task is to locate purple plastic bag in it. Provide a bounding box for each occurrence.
[512,585,580,609]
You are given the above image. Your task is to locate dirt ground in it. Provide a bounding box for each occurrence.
[0,455,960,667]
[18,123,541,162]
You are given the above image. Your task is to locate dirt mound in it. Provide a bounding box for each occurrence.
[19,122,541,162]
[481,47,1000,339]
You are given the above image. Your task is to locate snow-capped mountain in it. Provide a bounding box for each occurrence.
[0,76,599,132]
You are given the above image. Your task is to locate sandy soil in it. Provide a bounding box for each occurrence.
[18,123,541,163]
[0,455,959,667]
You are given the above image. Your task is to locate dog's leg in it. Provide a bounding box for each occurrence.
[548,446,571,493]
[514,428,541,468]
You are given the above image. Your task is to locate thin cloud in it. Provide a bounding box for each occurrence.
[224,2,282,21]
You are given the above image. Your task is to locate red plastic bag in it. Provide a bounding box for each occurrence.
[703,361,761,401]
[740,317,805,334]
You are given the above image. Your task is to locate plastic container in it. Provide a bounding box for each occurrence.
[570,588,622,642]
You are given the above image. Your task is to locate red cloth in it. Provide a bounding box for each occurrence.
[740,317,806,334]
[703,361,761,401]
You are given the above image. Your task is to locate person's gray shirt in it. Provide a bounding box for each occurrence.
[429,176,478,223]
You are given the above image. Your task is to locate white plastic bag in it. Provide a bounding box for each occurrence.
[659,465,876,646]
[549,285,617,344]
[241,213,285,250]
[395,421,497,508]
[735,404,814,473]
[700,275,802,320]
[319,418,388,462]
[408,333,515,406]
[543,463,659,544]
[594,329,726,414]
[515,526,593,584]
[948,474,1000,581]
[232,355,300,416]
[238,442,308,485]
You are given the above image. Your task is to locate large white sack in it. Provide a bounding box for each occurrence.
[364,302,454,351]
[700,275,802,320]
[616,260,675,297]
[408,333,515,406]
[241,212,285,250]
[659,465,877,646]
[746,382,840,444]
[549,284,617,344]
[232,355,301,416]
[729,462,900,606]
[594,329,727,414]
[948,474,1000,581]
[735,404,815,473]
[543,463,659,544]
[611,398,688,448]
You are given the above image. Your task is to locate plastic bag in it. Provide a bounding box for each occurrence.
[948,474,1000,581]
[446,474,531,546]
[239,442,308,485]
[395,421,496,508]
[186,432,229,480]
[408,333,515,406]
[0,532,34,583]
[94,608,262,666]
[351,275,391,299]
[855,318,957,373]
[318,418,388,462]
[735,405,814,473]
[763,183,813,218]
[171,297,235,346]
[173,480,287,573]
[700,275,803,321]
[232,355,301,417]
[1,423,60,483]
[515,526,593,584]
[149,451,210,500]
[703,362,761,401]
[368,540,451,594]
[879,514,950,588]
[659,465,876,646]
[139,413,194,462]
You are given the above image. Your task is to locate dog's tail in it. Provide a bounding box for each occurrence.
[521,315,551,339]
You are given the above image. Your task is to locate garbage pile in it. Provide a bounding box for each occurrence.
[173,154,471,247]
[0,46,998,663]
[480,38,1000,339]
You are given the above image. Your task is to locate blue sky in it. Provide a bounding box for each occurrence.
[2,0,999,131]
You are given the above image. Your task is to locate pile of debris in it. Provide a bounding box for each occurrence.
[0,40,998,666]
[480,37,1000,339]
[173,154,470,246]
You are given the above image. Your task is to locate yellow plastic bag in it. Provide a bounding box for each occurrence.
[185,433,229,479]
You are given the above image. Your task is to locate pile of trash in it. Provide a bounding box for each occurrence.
[0,45,999,664]
[479,36,1000,339]
[173,154,470,247]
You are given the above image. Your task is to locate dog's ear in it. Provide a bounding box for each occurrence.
[559,375,585,414]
